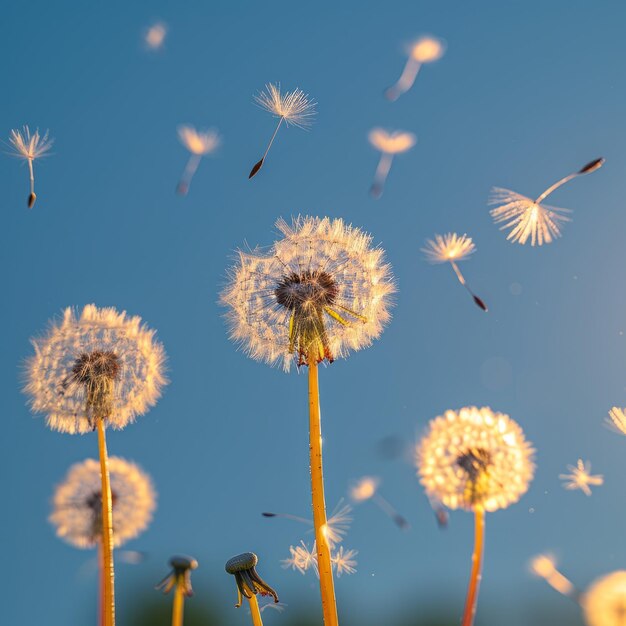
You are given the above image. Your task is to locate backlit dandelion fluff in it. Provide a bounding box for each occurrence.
[222,216,393,626]
[368,128,416,198]
[144,22,167,51]
[176,125,221,195]
[385,36,445,102]
[560,459,604,496]
[248,83,316,178]
[349,476,409,529]
[25,304,166,626]
[417,406,535,626]
[489,157,605,246]
[282,541,358,579]
[530,554,576,598]
[6,125,53,208]
[422,233,488,312]
[51,457,155,626]
[607,407,626,435]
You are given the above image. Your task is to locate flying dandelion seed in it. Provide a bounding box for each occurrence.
[530,554,577,597]
[367,128,416,198]
[489,157,605,246]
[176,125,221,195]
[6,126,53,208]
[144,22,167,50]
[560,460,604,496]
[422,233,488,311]
[156,555,198,626]
[582,571,626,626]
[282,541,358,578]
[349,476,409,529]
[607,407,626,435]
[248,83,316,178]
[385,36,445,102]
[25,304,167,626]
[418,406,535,626]
[331,547,358,577]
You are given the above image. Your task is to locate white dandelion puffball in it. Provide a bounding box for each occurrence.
[25,305,167,434]
[417,406,535,512]
[582,571,626,626]
[221,216,395,371]
[50,457,156,549]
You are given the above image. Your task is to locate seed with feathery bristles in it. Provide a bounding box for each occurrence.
[367,128,416,198]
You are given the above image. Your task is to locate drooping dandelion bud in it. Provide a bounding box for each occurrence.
[156,555,199,597]
[225,552,279,608]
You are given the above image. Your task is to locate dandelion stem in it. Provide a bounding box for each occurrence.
[247,594,264,626]
[249,117,284,178]
[370,153,393,198]
[535,173,578,204]
[308,359,339,626]
[450,262,488,312]
[177,154,202,195]
[27,158,36,208]
[98,541,105,626]
[171,581,185,626]
[385,58,421,101]
[462,507,485,626]
[97,418,116,626]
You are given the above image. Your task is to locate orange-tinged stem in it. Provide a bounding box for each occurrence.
[172,582,185,626]
[97,419,115,626]
[462,507,485,626]
[98,541,105,626]
[247,594,264,626]
[308,359,339,626]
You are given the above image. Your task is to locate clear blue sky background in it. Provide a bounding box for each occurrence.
[2,1,626,625]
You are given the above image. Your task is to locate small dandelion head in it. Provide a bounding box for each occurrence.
[417,407,535,512]
[7,126,53,160]
[24,305,167,434]
[178,125,221,156]
[144,22,167,50]
[368,128,416,155]
[349,476,380,502]
[559,459,604,496]
[582,571,626,626]
[225,552,279,608]
[607,408,626,435]
[422,233,476,264]
[49,457,156,549]
[489,187,571,246]
[221,216,395,371]
[156,555,198,597]
[253,83,317,129]
[409,36,446,63]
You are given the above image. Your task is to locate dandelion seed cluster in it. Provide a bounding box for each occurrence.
[50,457,156,548]
[221,216,395,370]
[582,571,626,626]
[417,406,535,512]
[25,305,167,434]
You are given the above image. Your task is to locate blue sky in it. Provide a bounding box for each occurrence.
[2,1,626,625]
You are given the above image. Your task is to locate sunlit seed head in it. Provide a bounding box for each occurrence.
[422,233,476,264]
[349,476,380,502]
[417,406,535,512]
[144,22,167,50]
[607,408,626,435]
[49,457,156,549]
[7,126,53,160]
[254,83,317,129]
[489,187,571,246]
[559,459,604,496]
[368,128,416,154]
[409,36,446,63]
[221,216,395,371]
[582,571,626,626]
[178,125,221,155]
[24,304,167,434]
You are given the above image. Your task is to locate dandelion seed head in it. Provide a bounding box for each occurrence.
[254,83,317,129]
[489,187,571,246]
[409,36,446,63]
[349,476,380,502]
[422,233,476,264]
[368,128,416,154]
[607,408,626,435]
[221,216,395,371]
[178,125,221,155]
[332,546,358,576]
[49,457,156,549]
[582,571,626,626]
[25,304,167,434]
[560,460,604,496]
[144,22,167,50]
[7,126,53,160]
[417,407,535,512]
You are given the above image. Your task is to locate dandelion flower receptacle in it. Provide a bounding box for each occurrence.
[368,128,416,198]
[25,305,167,626]
[226,553,278,626]
[7,126,53,208]
[249,83,316,178]
[222,217,394,626]
[418,407,535,626]
[156,556,198,626]
[489,157,605,246]
[176,125,221,195]
[422,233,487,312]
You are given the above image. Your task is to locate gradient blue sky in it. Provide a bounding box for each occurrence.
[2,1,626,625]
